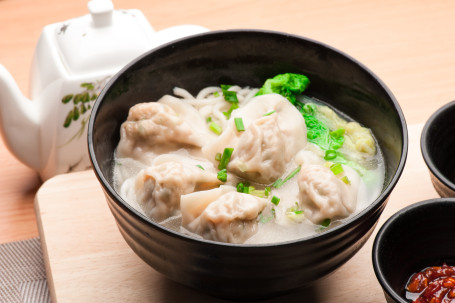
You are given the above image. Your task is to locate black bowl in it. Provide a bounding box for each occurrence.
[88,29,407,300]
[421,101,455,197]
[372,198,455,303]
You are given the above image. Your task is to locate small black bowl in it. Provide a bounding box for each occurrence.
[372,198,455,303]
[421,101,455,197]
[88,29,407,300]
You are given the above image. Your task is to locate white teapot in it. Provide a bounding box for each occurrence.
[0,0,208,180]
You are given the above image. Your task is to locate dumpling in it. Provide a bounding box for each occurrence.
[181,187,267,243]
[297,163,360,224]
[117,98,213,161]
[134,156,221,222]
[202,94,307,184]
[228,114,286,183]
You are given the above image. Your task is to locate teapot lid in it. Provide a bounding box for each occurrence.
[55,0,155,76]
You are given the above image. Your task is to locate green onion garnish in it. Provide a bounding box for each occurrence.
[271,196,280,206]
[321,218,331,227]
[273,165,302,188]
[234,117,245,131]
[209,121,222,135]
[330,163,343,175]
[213,91,220,97]
[265,186,271,197]
[330,128,345,139]
[217,169,227,182]
[237,182,246,193]
[218,147,234,170]
[264,110,276,116]
[196,164,204,170]
[215,152,221,162]
[250,189,267,198]
[272,178,283,188]
[237,182,268,197]
[258,212,273,224]
[285,203,305,223]
[206,116,212,123]
[341,176,351,185]
[221,84,239,103]
[324,150,337,160]
[222,103,239,119]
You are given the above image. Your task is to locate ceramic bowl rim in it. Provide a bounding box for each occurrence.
[88,28,408,249]
[372,198,455,303]
[421,100,455,193]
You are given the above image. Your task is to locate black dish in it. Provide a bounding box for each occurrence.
[372,198,455,303]
[88,29,408,300]
[421,100,455,197]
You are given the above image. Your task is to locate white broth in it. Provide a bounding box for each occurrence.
[113,84,385,244]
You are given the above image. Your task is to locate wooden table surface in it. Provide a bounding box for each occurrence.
[1,0,455,244]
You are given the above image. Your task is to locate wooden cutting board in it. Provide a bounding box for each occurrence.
[35,123,437,303]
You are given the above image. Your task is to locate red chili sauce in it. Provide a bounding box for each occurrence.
[406,264,455,303]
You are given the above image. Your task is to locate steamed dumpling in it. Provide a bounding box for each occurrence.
[135,156,221,222]
[228,114,286,183]
[117,98,213,161]
[181,187,267,243]
[202,94,307,184]
[297,163,360,224]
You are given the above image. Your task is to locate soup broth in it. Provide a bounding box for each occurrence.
[113,79,385,244]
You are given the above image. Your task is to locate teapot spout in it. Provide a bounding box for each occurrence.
[0,64,42,171]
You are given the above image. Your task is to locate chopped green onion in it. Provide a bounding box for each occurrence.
[215,152,222,162]
[271,208,276,218]
[213,91,220,97]
[271,196,280,206]
[221,84,239,103]
[258,212,273,224]
[330,128,345,139]
[218,147,234,170]
[209,121,222,135]
[250,189,267,198]
[222,103,239,119]
[234,117,245,131]
[341,176,351,185]
[217,169,227,182]
[206,116,212,123]
[324,150,337,160]
[196,164,204,170]
[265,186,271,197]
[272,178,283,188]
[286,207,305,223]
[321,218,331,227]
[330,163,343,175]
[237,182,246,193]
[273,165,302,188]
[264,110,276,116]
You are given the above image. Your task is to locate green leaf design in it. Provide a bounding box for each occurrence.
[81,82,94,90]
[64,111,73,128]
[72,106,80,121]
[73,94,81,104]
[61,94,73,104]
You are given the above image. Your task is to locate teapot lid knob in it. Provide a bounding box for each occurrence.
[87,0,114,27]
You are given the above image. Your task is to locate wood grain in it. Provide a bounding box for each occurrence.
[0,0,454,245]
[35,124,436,303]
